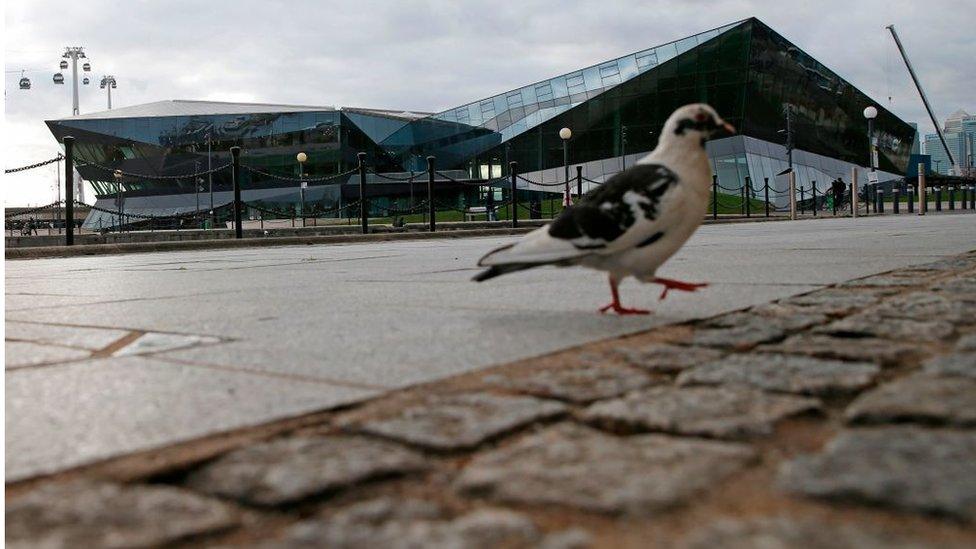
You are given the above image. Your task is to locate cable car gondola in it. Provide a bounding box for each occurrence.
[82,62,91,72]
[53,73,65,84]
[83,76,90,85]
[60,60,68,70]
[19,74,31,90]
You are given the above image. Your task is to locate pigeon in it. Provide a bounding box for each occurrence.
[473,103,735,315]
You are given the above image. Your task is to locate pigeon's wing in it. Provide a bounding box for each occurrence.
[478,163,680,268]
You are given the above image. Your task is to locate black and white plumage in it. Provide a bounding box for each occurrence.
[473,104,735,315]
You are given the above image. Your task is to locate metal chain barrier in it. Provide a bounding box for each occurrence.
[4,155,64,174]
[372,200,431,216]
[75,158,233,180]
[80,200,226,220]
[247,200,362,218]
[715,182,744,192]
[4,201,63,218]
[515,174,574,188]
[365,169,421,182]
[432,171,484,186]
[243,165,358,184]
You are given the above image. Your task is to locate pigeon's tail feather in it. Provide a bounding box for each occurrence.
[472,263,540,282]
[478,227,589,267]
[474,227,592,282]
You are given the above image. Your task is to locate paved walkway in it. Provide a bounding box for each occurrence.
[5,213,976,482]
[7,240,976,547]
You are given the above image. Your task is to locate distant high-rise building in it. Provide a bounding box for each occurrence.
[925,109,975,176]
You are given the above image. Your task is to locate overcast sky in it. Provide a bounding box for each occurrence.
[4,0,974,206]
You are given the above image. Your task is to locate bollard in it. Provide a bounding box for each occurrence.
[851,167,858,218]
[908,187,914,213]
[743,175,752,217]
[740,186,745,215]
[893,188,900,214]
[949,186,955,210]
[358,152,368,234]
[764,177,770,217]
[576,165,583,198]
[711,175,718,220]
[510,161,518,229]
[485,177,495,222]
[917,164,926,215]
[427,156,436,232]
[231,146,243,238]
[962,186,968,210]
[811,182,817,216]
[789,171,797,220]
[970,185,975,209]
[936,186,942,211]
[799,186,805,215]
[63,136,75,246]
[877,189,884,214]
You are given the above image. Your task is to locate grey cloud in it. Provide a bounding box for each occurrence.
[5,0,973,205]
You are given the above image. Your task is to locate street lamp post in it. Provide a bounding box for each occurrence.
[99,75,118,109]
[621,125,628,170]
[297,152,308,227]
[55,158,62,229]
[113,169,123,231]
[863,105,878,174]
[194,160,201,228]
[207,132,214,230]
[863,106,879,215]
[559,127,572,206]
[196,176,204,229]
[779,105,795,173]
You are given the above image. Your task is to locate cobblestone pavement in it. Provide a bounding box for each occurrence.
[7,250,976,548]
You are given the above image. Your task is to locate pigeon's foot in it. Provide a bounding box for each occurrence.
[601,275,651,315]
[654,277,709,300]
[599,303,651,315]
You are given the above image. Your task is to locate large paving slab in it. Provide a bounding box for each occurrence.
[4,356,377,481]
[6,214,976,480]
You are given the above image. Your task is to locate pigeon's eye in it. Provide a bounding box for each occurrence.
[695,113,708,122]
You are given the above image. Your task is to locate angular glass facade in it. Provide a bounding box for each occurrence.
[46,17,915,228]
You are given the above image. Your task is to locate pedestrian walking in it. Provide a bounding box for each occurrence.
[832,178,846,212]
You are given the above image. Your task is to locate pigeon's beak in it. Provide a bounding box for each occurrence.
[721,121,737,134]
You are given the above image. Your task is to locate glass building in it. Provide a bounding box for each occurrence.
[47,17,915,229]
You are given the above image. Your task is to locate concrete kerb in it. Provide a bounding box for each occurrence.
[4,227,535,260]
[5,214,803,260]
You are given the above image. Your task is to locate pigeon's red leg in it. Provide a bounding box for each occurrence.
[599,276,651,315]
[654,276,709,300]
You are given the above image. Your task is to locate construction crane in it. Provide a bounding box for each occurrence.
[886,24,957,175]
